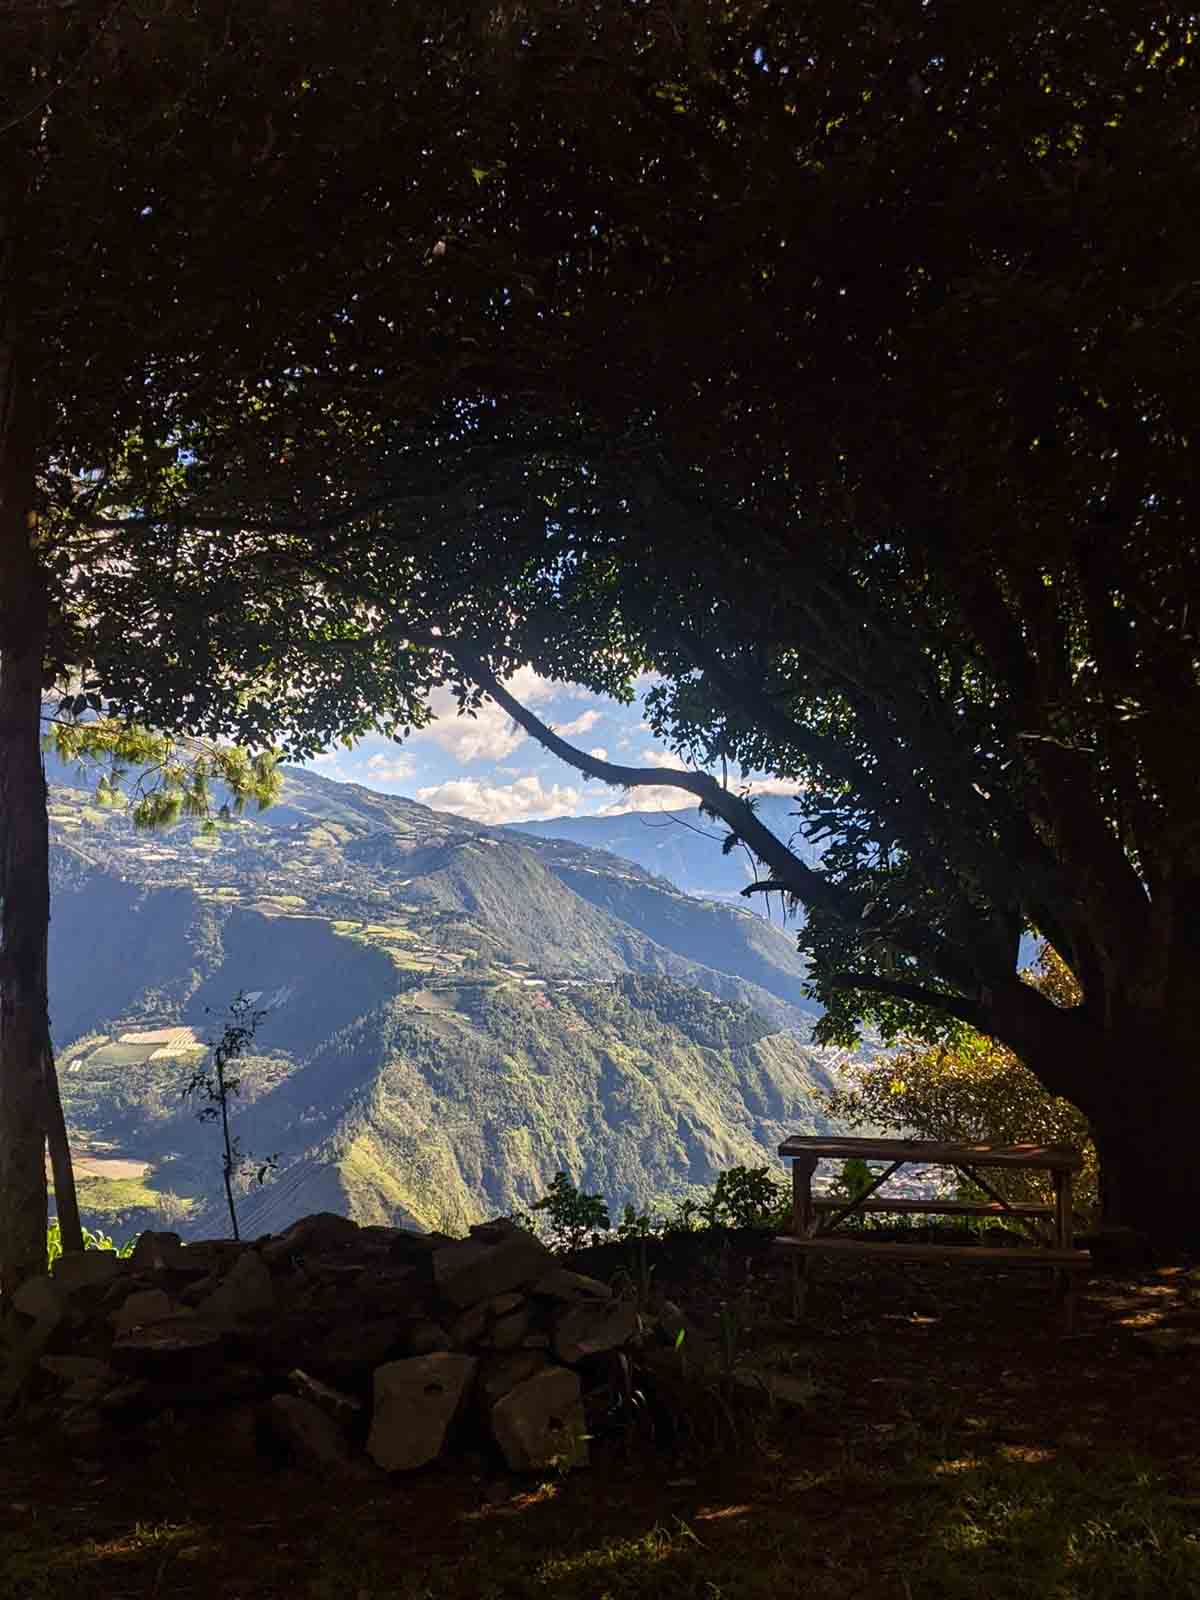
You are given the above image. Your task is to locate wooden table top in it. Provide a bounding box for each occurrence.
[777,1135,1083,1171]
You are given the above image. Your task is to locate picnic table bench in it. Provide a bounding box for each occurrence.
[775,1136,1091,1333]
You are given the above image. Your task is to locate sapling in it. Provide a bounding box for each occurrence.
[183,993,278,1239]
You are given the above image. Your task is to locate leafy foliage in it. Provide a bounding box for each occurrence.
[822,952,1098,1211]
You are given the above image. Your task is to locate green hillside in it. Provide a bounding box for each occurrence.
[47,761,845,1239]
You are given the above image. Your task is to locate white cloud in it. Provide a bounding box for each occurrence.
[307,752,356,782]
[553,708,601,738]
[588,747,608,762]
[415,775,584,825]
[412,668,578,764]
[639,746,688,771]
[365,750,416,784]
[739,776,806,798]
[597,784,700,815]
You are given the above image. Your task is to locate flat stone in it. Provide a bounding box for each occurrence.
[553,1299,639,1365]
[477,1351,549,1411]
[110,1288,178,1335]
[532,1269,612,1304]
[488,1306,533,1351]
[317,1317,403,1380]
[367,1353,477,1472]
[398,1317,451,1357]
[193,1250,275,1327]
[130,1232,185,1271]
[97,1380,155,1419]
[490,1368,588,1473]
[260,1213,360,1265]
[13,1276,66,1321]
[53,1251,127,1293]
[112,1317,226,1383]
[449,1302,491,1348]
[433,1232,551,1309]
[40,1356,115,1386]
[267,1394,354,1473]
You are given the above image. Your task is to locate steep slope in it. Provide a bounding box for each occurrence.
[508,795,824,901]
[47,760,848,1240]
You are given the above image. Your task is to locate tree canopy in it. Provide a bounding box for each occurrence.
[4,1,1200,1279]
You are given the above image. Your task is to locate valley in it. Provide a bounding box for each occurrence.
[48,761,848,1242]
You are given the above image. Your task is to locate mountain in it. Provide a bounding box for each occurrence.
[47,761,846,1240]
[507,794,823,904]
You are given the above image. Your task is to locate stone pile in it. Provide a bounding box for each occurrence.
[3,1215,662,1477]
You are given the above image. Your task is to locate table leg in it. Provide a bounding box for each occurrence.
[790,1154,818,1319]
[1053,1170,1074,1249]
[792,1153,818,1238]
[1053,1169,1077,1335]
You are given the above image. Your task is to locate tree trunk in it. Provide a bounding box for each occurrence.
[0,415,51,1295]
[1018,1009,1200,1251]
[45,1026,83,1255]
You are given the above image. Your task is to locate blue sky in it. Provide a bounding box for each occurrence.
[305,669,799,824]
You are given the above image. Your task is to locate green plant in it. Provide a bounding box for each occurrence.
[182,994,279,1240]
[46,1219,135,1267]
[700,1165,790,1230]
[530,1171,612,1251]
[831,1157,876,1204]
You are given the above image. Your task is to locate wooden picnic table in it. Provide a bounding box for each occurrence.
[775,1135,1091,1332]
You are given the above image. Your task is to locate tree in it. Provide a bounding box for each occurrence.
[0,0,504,1294]
[277,5,1197,1244]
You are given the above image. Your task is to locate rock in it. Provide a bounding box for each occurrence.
[350,1266,418,1315]
[97,1380,155,1420]
[399,1317,451,1357]
[533,1268,612,1304]
[289,1368,362,1425]
[490,1368,588,1473]
[385,1230,442,1262]
[553,1299,639,1365]
[260,1213,360,1266]
[317,1318,403,1381]
[266,1394,355,1473]
[367,1353,477,1472]
[13,1275,66,1321]
[477,1351,549,1410]
[40,1356,115,1386]
[110,1289,178,1335]
[433,1232,551,1309]
[470,1219,529,1245]
[0,1312,63,1415]
[112,1317,226,1383]
[52,1251,127,1293]
[449,1302,491,1348]
[193,1250,275,1327]
[130,1232,185,1272]
[488,1305,532,1351]
[489,1292,525,1316]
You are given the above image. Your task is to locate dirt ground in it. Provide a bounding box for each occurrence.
[3,1233,1199,1600]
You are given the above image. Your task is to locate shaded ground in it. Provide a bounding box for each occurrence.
[3,1233,1200,1599]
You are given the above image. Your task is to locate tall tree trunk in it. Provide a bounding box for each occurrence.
[45,1023,83,1256]
[1022,1012,1200,1251]
[0,408,51,1295]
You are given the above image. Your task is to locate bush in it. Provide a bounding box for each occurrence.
[821,948,1098,1215]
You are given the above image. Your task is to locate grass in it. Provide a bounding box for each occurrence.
[7,1448,1193,1600]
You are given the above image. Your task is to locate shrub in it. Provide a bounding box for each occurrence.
[821,948,1098,1214]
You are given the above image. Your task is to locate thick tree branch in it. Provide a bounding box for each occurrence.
[427,635,993,1002]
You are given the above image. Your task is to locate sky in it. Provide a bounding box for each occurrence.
[304,670,800,825]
